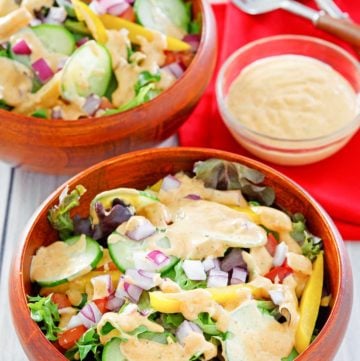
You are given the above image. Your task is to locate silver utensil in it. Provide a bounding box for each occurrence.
[232,0,360,47]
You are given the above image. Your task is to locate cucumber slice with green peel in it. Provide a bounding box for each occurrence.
[90,188,159,224]
[32,24,76,55]
[61,40,112,101]
[64,19,91,36]
[102,338,126,361]
[108,232,178,274]
[134,0,190,38]
[31,235,103,287]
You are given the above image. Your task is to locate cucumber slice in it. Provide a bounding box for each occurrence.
[32,24,76,55]
[102,338,126,361]
[31,235,103,287]
[90,188,158,224]
[64,19,91,36]
[108,232,178,274]
[61,40,112,101]
[134,0,190,38]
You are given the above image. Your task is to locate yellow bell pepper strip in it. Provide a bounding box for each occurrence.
[149,284,265,313]
[295,252,324,354]
[229,206,261,224]
[100,14,191,52]
[72,0,108,44]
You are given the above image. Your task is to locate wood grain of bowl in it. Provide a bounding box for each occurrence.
[9,147,353,361]
[0,0,216,175]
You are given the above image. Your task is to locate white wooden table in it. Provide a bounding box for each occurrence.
[0,157,359,360]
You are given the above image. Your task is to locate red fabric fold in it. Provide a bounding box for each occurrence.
[179,0,360,240]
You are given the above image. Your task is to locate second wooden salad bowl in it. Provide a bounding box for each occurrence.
[9,147,353,360]
[0,0,216,175]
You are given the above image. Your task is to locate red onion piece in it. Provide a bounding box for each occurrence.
[57,57,68,71]
[45,7,67,24]
[51,106,63,119]
[124,282,143,303]
[82,94,101,116]
[202,258,216,272]
[126,218,156,241]
[146,250,169,267]
[161,175,181,191]
[184,194,201,200]
[272,242,288,267]
[67,314,83,329]
[78,302,102,328]
[32,58,54,83]
[269,289,285,305]
[207,269,228,288]
[220,248,247,272]
[230,267,247,285]
[183,34,201,52]
[125,269,158,290]
[176,321,202,345]
[182,260,206,281]
[107,2,129,15]
[76,37,89,47]
[106,295,124,312]
[162,62,184,79]
[12,40,32,55]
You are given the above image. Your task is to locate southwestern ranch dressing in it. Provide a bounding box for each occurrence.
[28,159,326,361]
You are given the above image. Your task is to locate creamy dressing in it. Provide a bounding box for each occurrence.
[0,57,33,106]
[0,7,32,41]
[0,0,18,16]
[30,234,89,283]
[224,300,296,361]
[226,55,359,140]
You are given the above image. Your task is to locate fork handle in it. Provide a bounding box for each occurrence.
[315,14,360,47]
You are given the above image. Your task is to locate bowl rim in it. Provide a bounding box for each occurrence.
[0,0,213,126]
[9,147,353,361]
[216,34,360,146]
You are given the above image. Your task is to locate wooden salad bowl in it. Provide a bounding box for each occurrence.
[9,148,353,361]
[0,0,216,175]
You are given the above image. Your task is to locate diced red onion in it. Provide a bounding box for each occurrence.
[176,321,202,345]
[32,58,54,83]
[123,282,143,303]
[106,295,124,312]
[45,7,67,24]
[57,57,68,71]
[230,267,247,285]
[78,302,102,329]
[183,34,201,52]
[82,94,101,116]
[89,0,106,14]
[146,250,169,267]
[126,218,156,241]
[30,18,42,26]
[207,269,228,288]
[162,62,184,79]
[51,106,63,119]
[202,258,216,272]
[184,194,201,200]
[67,314,83,329]
[272,242,288,267]
[220,248,247,272]
[107,2,129,16]
[269,289,285,305]
[182,260,206,281]
[134,251,158,271]
[12,40,32,55]
[90,0,129,15]
[125,269,158,290]
[161,175,181,191]
[90,274,113,298]
[76,37,89,47]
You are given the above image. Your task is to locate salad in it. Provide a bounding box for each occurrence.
[0,0,200,120]
[28,159,328,361]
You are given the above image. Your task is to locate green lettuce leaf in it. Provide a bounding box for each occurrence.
[193,313,228,340]
[75,327,102,361]
[27,295,61,341]
[193,159,275,206]
[47,185,86,240]
[281,348,299,361]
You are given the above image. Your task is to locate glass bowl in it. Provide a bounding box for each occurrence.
[216,35,360,166]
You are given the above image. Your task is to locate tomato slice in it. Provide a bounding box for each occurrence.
[58,325,87,350]
[265,265,293,283]
[93,298,108,313]
[120,6,135,22]
[265,233,278,257]
[51,293,72,309]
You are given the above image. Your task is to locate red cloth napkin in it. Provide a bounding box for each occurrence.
[179,0,360,240]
